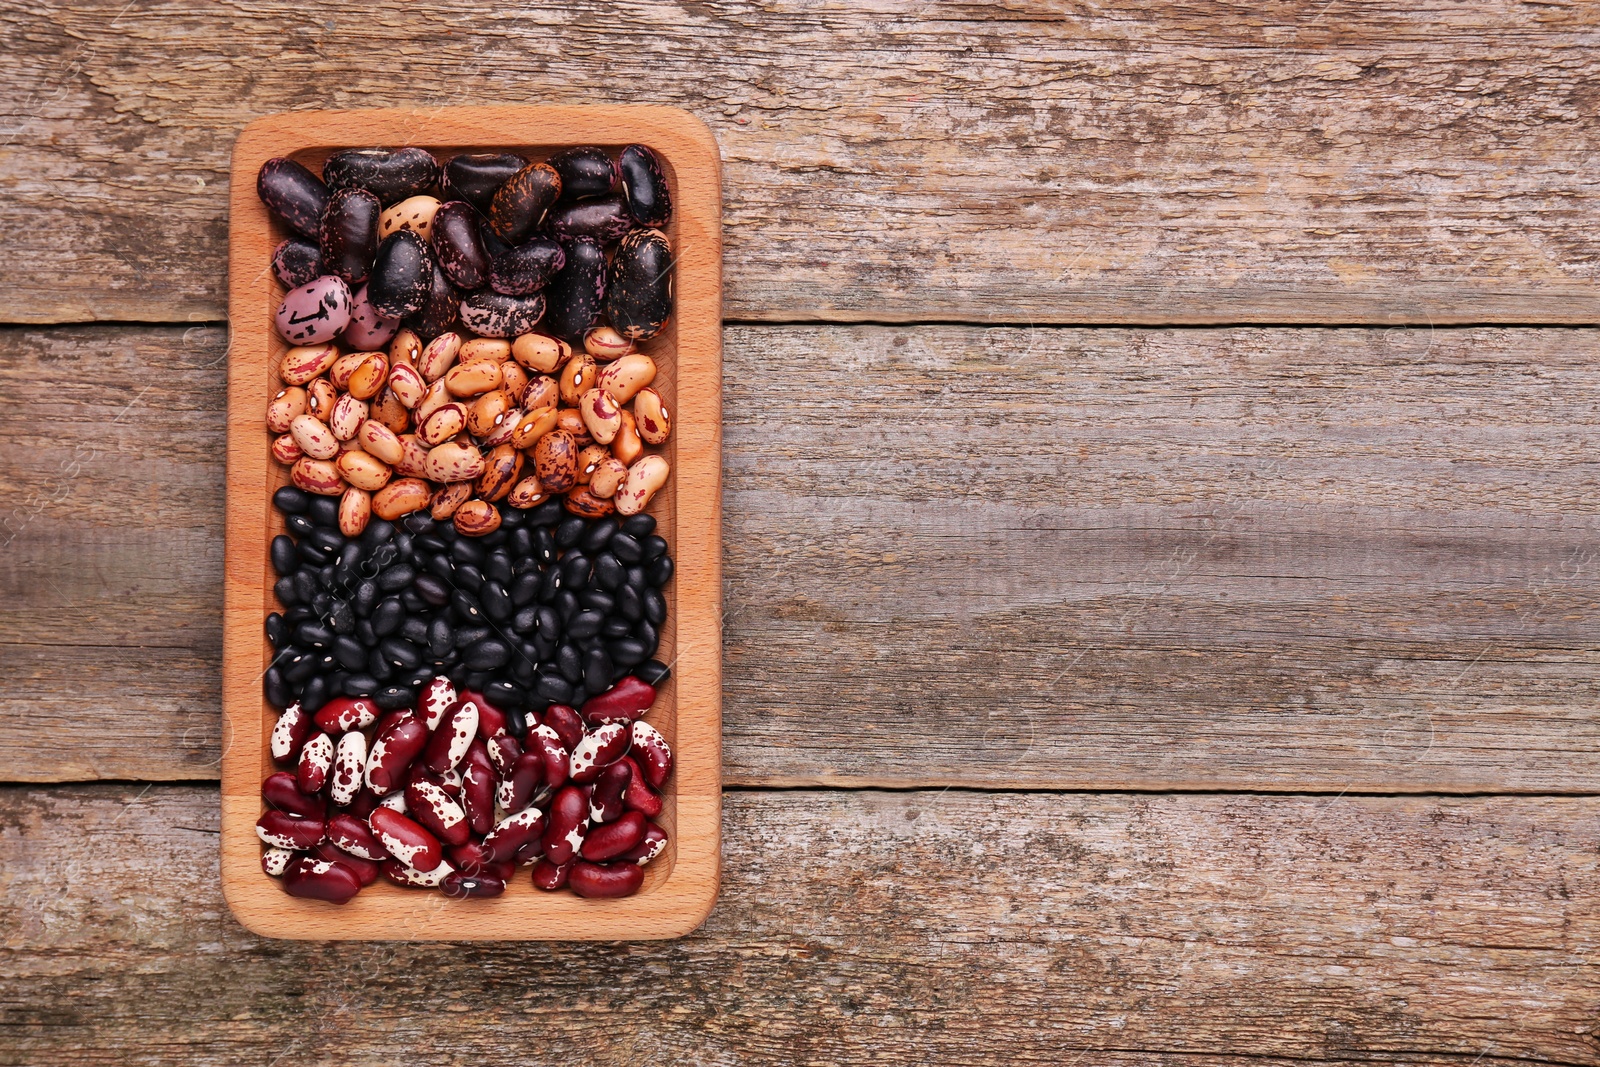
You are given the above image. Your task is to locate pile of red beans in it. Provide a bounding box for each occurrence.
[259,675,671,902]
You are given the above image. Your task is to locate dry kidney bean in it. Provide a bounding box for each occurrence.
[582,676,657,725]
[330,731,367,807]
[283,855,363,903]
[327,812,388,860]
[490,238,565,296]
[496,751,544,813]
[569,722,629,784]
[382,857,454,888]
[320,188,382,285]
[367,230,434,318]
[297,732,334,794]
[312,839,381,886]
[531,857,572,890]
[273,237,324,289]
[618,145,672,227]
[550,195,633,245]
[270,703,313,763]
[443,152,525,211]
[482,806,546,863]
[366,712,429,794]
[541,784,590,864]
[258,157,329,239]
[618,822,669,866]
[605,229,673,340]
[549,146,619,200]
[405,778,471,847]
[256,810,326,850]
[423,699,479,773]
[620,758,665,818]
[324,147,440,205]
[588,759,632,825]
[460,740,496,835]
[442,871,507,898]
[262,846,294,877]
[568,860,644,899]
[263,770,326,820]
[630,720,673,789]
[582,810,647,861]
[369,806,443,872]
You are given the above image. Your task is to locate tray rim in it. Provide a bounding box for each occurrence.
[221,104,722,941]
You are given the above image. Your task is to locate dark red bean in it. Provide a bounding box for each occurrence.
[587,759,632,825]
[442,871,507,899]
[540,784,590,864]
[283,855,363,904]
[542,705,585,750]
[262,770,327,820]
[459,739,497,835]
[629,719,673,789]
[529,724,571,792]
[620,754,665,818]
[312,840,380,886]
[531,858,572,891]
[256,810,326,850]
[569,860,645,898]
[369,807,444,873]
[482,807,546,863]
[365,713,429,795]
[581,675,656,725]
[617,823,669,866]
[327,812,389,860]
[581,810,647,861]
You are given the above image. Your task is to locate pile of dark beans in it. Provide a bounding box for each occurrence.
[264,484,671,732]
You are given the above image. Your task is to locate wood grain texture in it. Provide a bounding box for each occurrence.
[5,0,1600,325]
[3,785,1600,1065]
[6,323,1598,792]
[220,106,723,939]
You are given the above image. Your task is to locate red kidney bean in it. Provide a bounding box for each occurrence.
[405,778,471,847]
[568,722,628,784]
[617,823,669,866]
[513,836,545,866]
[581,676,656,726]
[365,713,429,795]
[531,858,572,891]
[296,732,334,795]
[256,810,326,850]
[369,807,443,872]
[621,761,664,819]
[283,855,363,904]
[528,724,570,791]
[373,707,412,740]
[313,695,379,733]
[486,733,522,779]
[542,705,585,750]
[461,690,507,740]
[327,812,389,860]
[262,770,326,820]
[588,759,632,825]
[496,751,544,814]
[348,787,381,819]
[262,846,294,877]
[442,871,507,899]
[381,857,455,888]
[270,702,313,763]
[330,731,367,807]
[377,791,409,815]
[460,740,496,835]
[482,807,547,863]
[541,784,590,865]
[581,810,647,862]
[569,860,645,899]
[419,676,458,731]
[629,719,672,790]
[312,840,380,886]
[447,840,517,883]
[422,698,479,773]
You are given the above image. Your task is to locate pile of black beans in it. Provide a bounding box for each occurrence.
[264,484,671,734]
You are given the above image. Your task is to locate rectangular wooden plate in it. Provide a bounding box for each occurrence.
[221,106,722,940]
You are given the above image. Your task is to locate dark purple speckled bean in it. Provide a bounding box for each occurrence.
[618,145,672,227]
[540,238,607,343]
[272,238,324,290]
[605,228,673,341]
[367,230,434,318]
[257,157,329,240]
[324,147,440,205]
[442,153,526,213]
[405,261,460,342]
[459,290,546,339]
[548,195,633,246]
[489,238,565,296]
[319,188,381,285]
[431,201,491,291]
[548,146,618,201]
[488,162,561,243]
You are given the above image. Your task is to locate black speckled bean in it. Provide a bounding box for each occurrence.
[431,200,491,290]
[404,261,459,341]
[459,290,546,339]
[319,187,382,285]
[549,195,633,245]
[488,161,562,243]
[541,238,607,343]
[618,144,672,227]
[443,152,526,212]
[489,238,565,296]
[323,147,440,205]
[605,228,673,341]
[367,230,434,318]
[272,238,324,289]
[549,146,619,201]
[257,157,329,240]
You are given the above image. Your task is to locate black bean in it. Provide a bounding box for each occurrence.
[615,584,643,622]
[485,550,513,585]
[284,651,318,685]
[626,565,646,590]
[377,563,416,592]
[555,516,586,548]
[451,589,483,623]
[300,676,331,714]
[510,571,542,607]
[584,647,614,693]
[451,538,485,567]
[642,588,666,626]
[480,581,512,622]
[399,617,429,647]
[274,576,301,607]
[285,605,316,625]
[324,147,439,205]
[353,580,379,616]
[511,606,538,634]
[500,506,527,528]
[640,535,668,562]
[536,674,573,704]
[413,573,451,606]
[266,612,286,646]
[368,542,400,569]
[271,535,299,576]
[310,592,335,618]
[536,605,562,640]
[528,499,565,526]
[273,485,312,515]
[307,497,340,530]
[357,619,379,648]
[402,512,436,535]
[559,552,590,590]
[507,526,533,559]
[636,659,671,686]
[455,564,484,593]
[620,513,657,538]
[332,634,368,670]
[429,618,454,658]
[443,152,526,212]
[618,144,672,227]
[380,638,422,669]
[504,706,529,737]
[609,637,648,667]
[512,650,539,685]
[609,532,643,563]
[400,589,429,614]
[297,540,332,566]
[578,589,615,614]
[594,553,626,590]
[464,638,511,670]
[286,513,317,538]
[532,525,557,563]
[570,684,592,707]
[647,556,674,587]
[375,684,417,710]
[264,667,292,708]
[538,566,561,603]
[554,643,583,683]
[634,619,658,655]
[582,518,619,554]
[426,553,456,581]
[360,519,396,548]
[554,590,579,622]
[328,600,356,635]
[399,667,435,691]
[318,563,337,588]
[532,633,556,661]
[297,621,334,648]
[605,228,673,341]
[460,670,491,691]
[391,532,414,560]
[455,624,492,649]
[368,648,394,682]
[416,534,448,554]
[367,598,401,638]
[602,616,633,639]
[568,609,604,640]
[343,673,380,697]
[549,146,619,201]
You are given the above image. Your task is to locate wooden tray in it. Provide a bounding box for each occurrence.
[221,106,722,940]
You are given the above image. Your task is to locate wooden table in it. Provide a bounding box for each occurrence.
[4,2,1599,1062]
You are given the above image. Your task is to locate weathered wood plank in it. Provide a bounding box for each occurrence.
[5,324,1600,790]
[2,786,1598,1065]
[5,1,1600,324]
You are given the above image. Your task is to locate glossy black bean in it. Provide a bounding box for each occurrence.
[578,518,615,554]
[328,600,356,635]
[536,674,574,704]
[266,612,286,646]
[640,535,668,562]
[529,499,566,526]
[642,587,667,626]
[308,496,341,527]
[368,647,394,682]
[272,237,324,289]
[647,556,674,587]
[284,651,319,686]
[538,566,562,603]
[286,513,317,538]
[513,606,539,634]
[452,589,484,624]
[601,616,633,639]
[554,516,586,548]
[620,513,657,538]
[459,289,545,339]
[559,552,591,591]
[270,535,298,576]
[594,553,626,590]
[264,666,293,708]
[459,670,491,692]
[554,643,583,683]
[415,534,448,555]
[478,581,510,623]
[605,227,673,341]
[583,647,615,693]
[532,634,557,661]
[272,486,311,515]
[367,230,434,317]
[443,152,526,212]
[403,512,437,535]
[550,146,619,201]
[489,238,565,296]
[371,597,404,637]
[615,583,644,621]
[300,676,332,715]
[635,659,671,686]
[310,592,334,618]
[431,200,491,290]
[319,187,381,285]
[356,619,379,648]
[634,619,658,654]
[609,532,643,563]
[577,589,615,615]
[534,603,561,638]
[375,684,417,710]
[376,564,416,592]
[554,590,580,622]
[487,161,561,243]
[500,506,526,528]
[455,564,484,593]
[413,573,451,606]
[504,706,529,737]
[353,579,379,616]
[609,637,648,667]
[429,618,455,658]
[540,237,607,342]
[450,538,484,566]
[455,624,492,649]
[510,571,542,607]
[285,605,316,625]
[257,157,329,240]
[626,565,646,591]
[507,526,533,559]
[368,544,399,572]
[292,570,320,604]
[344,673,380,697]
[380,637,422,670]
[399,616,429,647]
[568,609,604,640]
[331,634,367,671]
[405,261,459,342]
[323,147,439,205]
[464,638,511,671]
[318,563,338,588]
[360,519,396,548]
[297,540,332,567]
[617,143,671,225]
[426,553,456,581]
[484,549,513,586]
